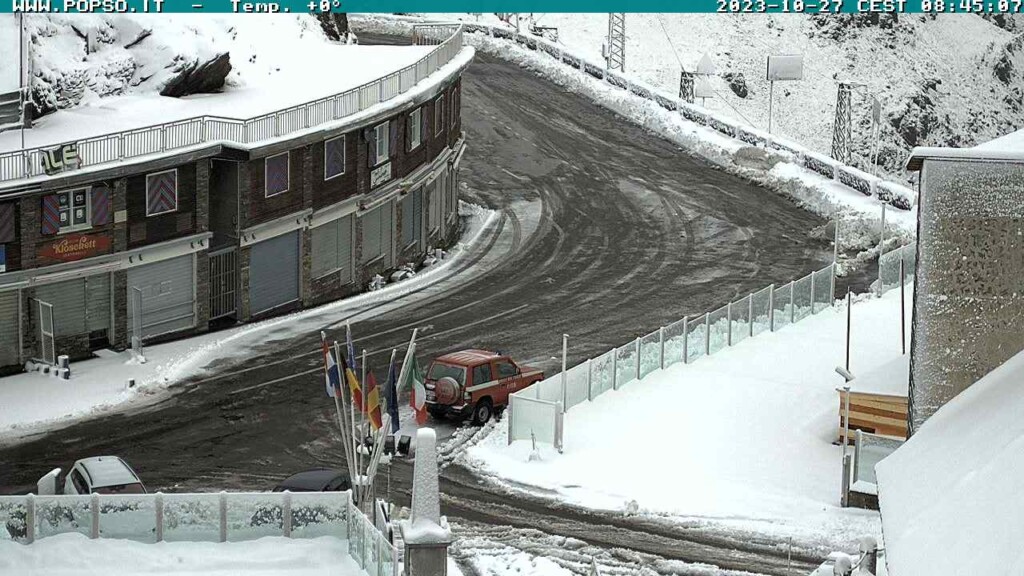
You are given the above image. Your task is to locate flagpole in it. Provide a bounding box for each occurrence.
[386,348,398,434]
[331,340,357,491]
[395,328,419,396]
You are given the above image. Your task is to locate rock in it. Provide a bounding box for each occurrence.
[159,52,231,98]
[315,13,350,41]
[723,72,749,99]
[734,146,780,171]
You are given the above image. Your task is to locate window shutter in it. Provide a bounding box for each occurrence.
[406,116,413,152]
[389,120,398,158]
[40,194,61,235]
[421,107,428,143]
[367,129,377,167]
[0,203,14,243]
[91,185,112,225]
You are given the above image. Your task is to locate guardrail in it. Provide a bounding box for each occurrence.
[0,490,397,576]
[509,261,837,449]
[877,241,917,296]
[459,22,915,212]
[0,25,466,184]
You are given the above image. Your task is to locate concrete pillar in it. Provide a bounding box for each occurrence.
[401,428,452,576]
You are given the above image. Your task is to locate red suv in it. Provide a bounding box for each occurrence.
[425,350,544,425]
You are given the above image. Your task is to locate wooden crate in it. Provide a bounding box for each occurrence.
[837,389,908,443]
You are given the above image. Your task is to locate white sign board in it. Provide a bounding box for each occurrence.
[694,77,716,99]
[370,162,392,188]
[872,97,882,124]
[696,53,716,76]
[766,54,804,81]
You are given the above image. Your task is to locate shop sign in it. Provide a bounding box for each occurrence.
[41,143,82,176]
[38,233,111,263]
[370,162,392,189]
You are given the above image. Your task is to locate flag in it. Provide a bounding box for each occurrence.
[403,350,427,425]
[346,323,359,375]
[386,353,400,434]
[339,347,363,412]
[321,332,342,398]
[365,369,383,431]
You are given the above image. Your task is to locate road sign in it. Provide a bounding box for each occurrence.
[696,53,716,76]
[694,77,716,99]
[872,97,882,124]
[766,54,804,81]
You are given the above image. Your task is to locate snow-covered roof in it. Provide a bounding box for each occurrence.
[906,128,1024,171]
[875,348,1024,575]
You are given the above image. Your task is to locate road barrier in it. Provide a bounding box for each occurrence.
[0,26,466,184]
[877,241,917,296]
[457,22,915,212]
[509,261,837,450]
[0,490,397,576]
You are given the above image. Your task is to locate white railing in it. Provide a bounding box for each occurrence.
[0,490,397,576]
[0,25,466,184]
[457,22,915,212]
[509,262,837,448]
[877,241,917,296]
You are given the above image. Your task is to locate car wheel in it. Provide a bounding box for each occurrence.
[428,406,447,420]
[472,399,492,426]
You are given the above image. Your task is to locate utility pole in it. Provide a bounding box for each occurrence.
[831,83,855,164]
[605,13,626,73]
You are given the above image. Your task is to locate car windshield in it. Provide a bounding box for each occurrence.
[427,362,466,385]
[94,483,146,495]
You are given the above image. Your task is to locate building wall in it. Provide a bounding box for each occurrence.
[126,163,198,248]
[909,159,1024,433]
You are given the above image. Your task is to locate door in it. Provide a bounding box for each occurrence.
[37,300,55,365]
[208,247,238,320]
[0,290,19,367]
[35,275,111,347]
[127,255,196,340]
[249,231,299,315]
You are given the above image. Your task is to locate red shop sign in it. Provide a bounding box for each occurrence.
[39,233,111,263]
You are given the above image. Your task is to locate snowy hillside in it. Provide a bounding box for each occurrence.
[430,13,1024,182]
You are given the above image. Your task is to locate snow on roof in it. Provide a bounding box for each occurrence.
[78,456,141,488]
[906,128,1024,171]
[875,348,1024,576]
[975,128,1024,153]
[0,16,432,155]
[848,354,908,397]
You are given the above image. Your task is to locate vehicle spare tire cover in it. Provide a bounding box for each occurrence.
[434,376,461,405]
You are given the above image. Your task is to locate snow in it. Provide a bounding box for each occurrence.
[875,347,1024,576]
[0,202,497,444]
[976,127,1024,152]
[849,355,907,397]
[405,428,450,545]
[0,15,432,154]
[463,285,916,548]
[0,16,19,93]
[0,533,361,576]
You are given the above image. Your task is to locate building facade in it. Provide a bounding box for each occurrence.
[0,63,468,375]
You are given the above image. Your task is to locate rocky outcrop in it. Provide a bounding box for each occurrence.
[159,53,231,98]
[723,72,748,99]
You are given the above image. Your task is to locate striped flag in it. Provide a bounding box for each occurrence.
[346,323,359,375]
[320,332,342,398]
[403,346,427,425]
[365,369,383,431]
[339,348,363,412]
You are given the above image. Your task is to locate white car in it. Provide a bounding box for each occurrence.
[37,456,146,495]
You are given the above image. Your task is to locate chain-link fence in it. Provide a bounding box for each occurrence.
[509,262,837,450]
[878,241,917,295]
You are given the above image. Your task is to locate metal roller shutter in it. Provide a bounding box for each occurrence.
[311,220,340,278]
[338,214,353,283]
[86,274,111,332]
[362,206,382,263]
[36,279,87,337]
[381,200,394,268]
[127,255,196,340]
[0,291,19,366]
[249,231,299,314]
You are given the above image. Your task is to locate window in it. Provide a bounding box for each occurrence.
[373,123,389,167]
[427,362,465,386]
[408,108,422,151]
[57,188,91,233]
[265,152,290,197]
[472,364,493,387]
[145,169,178,216]
[434,95,444,136]
[451,87,458,128]
[70,469,89,494]
[496,360,518,379]
[324,136,346,180]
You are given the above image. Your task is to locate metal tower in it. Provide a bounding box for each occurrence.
[606,13,626,73]
[678,70,694,103]
[831,83,855,164]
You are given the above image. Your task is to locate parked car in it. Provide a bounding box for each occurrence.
[425,349,544,425]
[272,469,351,493]
[60,456,146,495]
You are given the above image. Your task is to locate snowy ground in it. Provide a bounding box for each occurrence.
[0,15,430,153]
[0,533,360,576]
[0,202,496,445]
[0,16,18,93]
[461,285,915,549]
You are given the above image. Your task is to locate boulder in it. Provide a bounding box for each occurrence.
[159,52,231,98]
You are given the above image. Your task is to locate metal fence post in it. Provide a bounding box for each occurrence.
[830,262,837,307]
[841,453,852,507]
[748,294,754,337]
[769,284,776,331]
[658,327,665,370]
[704,312,711,356]
[587,358,594,401]
[26,494,35,544]
[155,492,164,542]
[789,280,796,324]
[611,348,619,390]
[727,302,733,346]
[682,317,689,364]
[561,334,568,413]
[219,492,227,543]
[634,337,641,380]
[282,491,292,538]
[90,493,99,538]
[810,270,817,314]
[507,394,515,445]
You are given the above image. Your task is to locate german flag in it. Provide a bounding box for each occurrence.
[339,348,363,413]
[365,369,383,431]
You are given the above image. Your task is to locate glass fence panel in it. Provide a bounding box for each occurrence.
[707,305,730,355]
[686,315,706,363]
[792,274,814,323]
[226,493,283,542]
[590,350,615,399]
[0,497,27,541]
[380,531,396,576]
[290,492,349,540]
[350,509,364,568]
[812,265,834,313]
[772,282,793,330]
[536,377,562,404]
[751,286,772,337]
[854,434,904,486]
[98,494,157,543]
[639,330,661,380]
[363,517,374,571]
[162,493,220,543]
[564,363,590,410]
[730,296,751,346]
[34,495,91,540]
[614,344,637,388]
[663,318,687,368]
[510,397,558,444]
